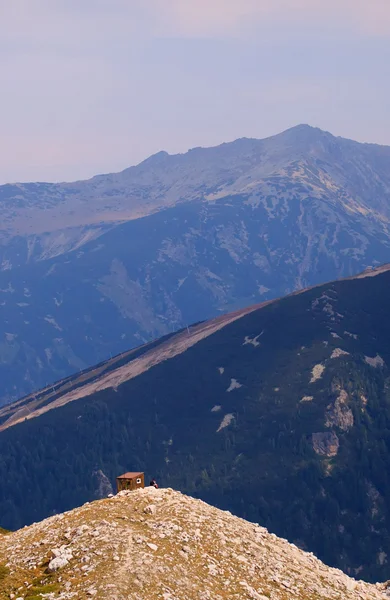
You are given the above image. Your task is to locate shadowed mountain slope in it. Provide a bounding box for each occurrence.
[1,125,390,404]
[1,266,390,582]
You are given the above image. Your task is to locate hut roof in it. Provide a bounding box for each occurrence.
[116,472,144,479]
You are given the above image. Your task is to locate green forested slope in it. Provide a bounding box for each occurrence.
[1,268,390,582]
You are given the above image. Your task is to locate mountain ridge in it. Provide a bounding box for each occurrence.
[1,263,389,432]
[1,123,390,404]
[3,123,390,238]
[1,124,357,185]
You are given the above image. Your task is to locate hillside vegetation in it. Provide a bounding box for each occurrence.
[1,267,390,581]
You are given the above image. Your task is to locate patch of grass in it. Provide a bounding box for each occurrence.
[0,563,10,580]
[25,582,60,598]
[31,573,57,587]
[26,572,60,598]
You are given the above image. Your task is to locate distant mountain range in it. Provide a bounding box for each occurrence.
[1,265,390,583]
[1,124,390,404]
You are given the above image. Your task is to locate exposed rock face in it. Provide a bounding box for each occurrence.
[310,364,326,383]
[0,488,387,600]
[301,395,314,402]
[325,387,354,431]
[365,355,386,368]
[2,125,390,404]
[48,545,73,572]
[312,431,340,457]
[92,469,114,499]
[331,348,350,359]
[367,482,383,518]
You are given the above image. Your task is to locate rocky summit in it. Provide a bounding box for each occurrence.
[0,487,388,600]
[2,124,390,404]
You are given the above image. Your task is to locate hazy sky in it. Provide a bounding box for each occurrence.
[1,0,389,183]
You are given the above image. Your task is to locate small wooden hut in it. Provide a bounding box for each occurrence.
[116,472,145,493]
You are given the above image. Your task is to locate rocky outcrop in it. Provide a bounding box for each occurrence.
[365,355,386,368]
[48,545,73,572]
[92,469,114,499]
[0,488,387,599]
[312,431,340,457]
[325,386,354,431]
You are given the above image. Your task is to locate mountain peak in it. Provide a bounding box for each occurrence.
[287,123,323,133]
[138,149,170,167]
[275,123,334,144]
[0,487,386,599]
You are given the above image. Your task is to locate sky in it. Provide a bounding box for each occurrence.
[1,0,389,183]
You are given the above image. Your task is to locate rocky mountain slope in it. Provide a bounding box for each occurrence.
[2,124,390,404]
[0,487,388,600]
[1,265,390,582]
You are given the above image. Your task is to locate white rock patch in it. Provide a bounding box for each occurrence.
[311,293,334,310]
[146,542,158,551]
[48,545,73,572]
[217,414,234,432]
[44,316,62,331]
[331,332,341,339]
[226,378,242,392]
[301,396,314,403]
[5,332,17,342]
[211,405,222,412]
[323,303,335,317]
[331,348,350,359]
[258,285,270,295]
[310,364,325,383]
[243,332,263,347]
[239,581,269,599]
[344,331,358,340]
[365,355,385,368]
[218,367,225,375]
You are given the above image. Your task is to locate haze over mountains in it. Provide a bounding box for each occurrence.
[1,124,390,404]
[1,265,390,582]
